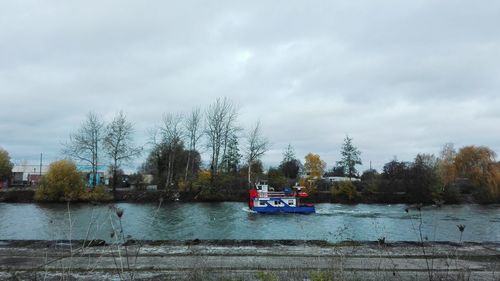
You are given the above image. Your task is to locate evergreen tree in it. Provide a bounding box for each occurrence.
[331,165,346,177]
[221,134,241,173]
[406,154,441,203]
[279,144,301,179]
[337,135,362,178]
[282,144,295,162]
[144,140,201,191]
[267,167,287,188]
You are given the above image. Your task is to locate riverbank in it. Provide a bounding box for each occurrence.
[0,239,498,280]
[0,188,479,204]
[0,188,249,203]
[0,189,35,203]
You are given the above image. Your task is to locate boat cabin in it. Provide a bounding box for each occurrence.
[249,183,314,214]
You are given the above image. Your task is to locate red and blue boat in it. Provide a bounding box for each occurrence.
[248,183,315,214]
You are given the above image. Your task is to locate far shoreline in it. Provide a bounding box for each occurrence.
[0,187,495,205]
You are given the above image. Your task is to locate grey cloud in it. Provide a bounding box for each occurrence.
[1,0,500,173]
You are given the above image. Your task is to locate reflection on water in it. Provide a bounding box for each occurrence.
[0,203,498,242]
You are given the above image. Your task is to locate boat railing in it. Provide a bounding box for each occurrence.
[257,191,288,198]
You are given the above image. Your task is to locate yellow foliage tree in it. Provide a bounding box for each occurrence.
[35,160,86,202]
[438,143,457,188]
[0,147,13,183]
[301,153,326,193]
[454,146,500,201]
[489,164,500,198]
[455,146,495,186]
[304,153,326,179]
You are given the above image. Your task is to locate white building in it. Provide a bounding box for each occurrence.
[324,176,360,183]
[11,164,49,186]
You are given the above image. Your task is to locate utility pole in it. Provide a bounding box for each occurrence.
[39,153,42,176]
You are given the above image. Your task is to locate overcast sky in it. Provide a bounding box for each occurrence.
[1,1,500,172]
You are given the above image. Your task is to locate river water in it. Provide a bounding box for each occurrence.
[0,203,499,242]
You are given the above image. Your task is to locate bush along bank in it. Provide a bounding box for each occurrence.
[33,160,113,203]
[1,157,495,205]
[0,186,494,204]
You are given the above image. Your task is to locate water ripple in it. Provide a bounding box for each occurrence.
[0,202,499,242]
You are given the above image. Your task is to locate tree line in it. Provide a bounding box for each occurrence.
[369,143,500,204]
[62,111,142,194]
[1,96,500,204]
[58,97,269,199]
[302,142,500,204]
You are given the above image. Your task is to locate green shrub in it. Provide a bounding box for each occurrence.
[192,170,211,192]
[267,167,288,189]
[80,185,113,202]
[473,185,498,204]
[331,180,359,202]
[441,185,461,204]
[34,160,85,202]
[310,270,335,281]
[254,271,278,281]
[0,147,13,182]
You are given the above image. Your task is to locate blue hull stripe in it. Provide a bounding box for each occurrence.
[252,196,315,214]
[252,206,315,214]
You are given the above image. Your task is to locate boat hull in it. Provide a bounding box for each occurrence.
[251,205,315,214]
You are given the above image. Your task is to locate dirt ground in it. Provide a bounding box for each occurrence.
[0,240,499,280]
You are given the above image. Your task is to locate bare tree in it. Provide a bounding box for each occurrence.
[63,112,104,188]
[103,111,142,194]
[245,121,269,184]
[161,113,184,189]
[221,104,239,168]
[205,97,238,181]
[184,108,203,182]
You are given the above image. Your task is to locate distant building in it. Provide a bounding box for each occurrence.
[11,164,49,186]
[299,172,360,183]
[9,163,110,188]
[76,165,108,187]
[324,176,360,183]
